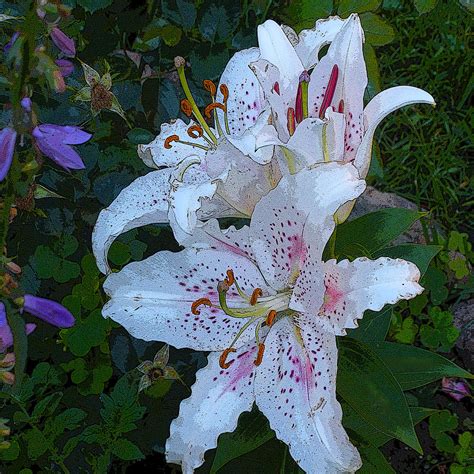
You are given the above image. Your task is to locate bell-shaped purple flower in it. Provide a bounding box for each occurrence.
[23,295,75,328]
[441,377,471,401]
[55,59,74,77]
[32,124,91,171]
[0,127,17,182]
[50,27,76,58]
[4,32,20,54]
[0,302,36,352]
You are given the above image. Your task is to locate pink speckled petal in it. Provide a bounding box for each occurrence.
[166,343,257,473]
[255,316,361,473]
[250,162,365,291]
[102,247,273,350]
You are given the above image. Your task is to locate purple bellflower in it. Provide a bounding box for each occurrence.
[0,302,36,353]
[50,26,76,57]
[55,58,74,77]
[0,128,17,182]
[441,377,471,402]
[32,124,92,171]
[22,294,75,328]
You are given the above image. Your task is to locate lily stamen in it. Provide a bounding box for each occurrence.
[265,310,277,327]
[203,80,217,97]
[191,298,212,315]
[219,347,236,369]
[287,108,296,136]
[295,70,310,123]
[250,288,262,305]
[180,99,193,117]
[254,343,265,366]
[187,125,204,139]
[204,102,226,119]
[175,56,218,145]
[164,134,210,151]
[224,269,235,286]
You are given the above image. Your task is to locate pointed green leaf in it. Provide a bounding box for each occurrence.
[373,244,441,276]
[338,338,422,453]
[335,208,424,259]
[372,342,472,390]
[348,307,393,343]
[211,409,274,473]
[358,445,395,473]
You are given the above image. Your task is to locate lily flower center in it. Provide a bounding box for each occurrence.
[191,269,291,368]
[163,56,232,152]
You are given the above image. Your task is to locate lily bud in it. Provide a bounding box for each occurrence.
[23,294,75,328]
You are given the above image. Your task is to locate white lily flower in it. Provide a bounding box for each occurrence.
[92,51,281,274]
[251,14,435,177]
[102,162,423,473]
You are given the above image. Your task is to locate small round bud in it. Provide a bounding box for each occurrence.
[174,56,186,69]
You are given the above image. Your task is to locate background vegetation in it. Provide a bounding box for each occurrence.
[0,0,472,472]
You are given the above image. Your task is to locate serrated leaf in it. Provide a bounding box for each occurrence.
[283,0,333,30]
[338,338,422,453]
[371,341,472,390]
[31,392,63,419]
[77,0,113,13]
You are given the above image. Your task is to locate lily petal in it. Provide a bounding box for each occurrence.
[251,162,365,290]
[354,86,436,177]
[317,257,423,335]
[255,317,361,473]
[216,47,265,138]
[137,119,210,169]
[295,16,347,70]
[102,247,273,350]
[308,14,367,162]
[258,20,304,87]
[92,169,173,274]
[166,344,257,473]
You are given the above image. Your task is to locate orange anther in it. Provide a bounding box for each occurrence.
[224,269,235,286]
[219,348,236,369]
[187,124,203,138]
[191,298,212,315]
[180,99,193,117]
[203,80,217,96]
[219,84,229,103]
[250,288,262,306]
[254,343,265,366]
[287,108,296,136]
[265,310,277,327]
[204,102,226,118]
[164,135,180,149]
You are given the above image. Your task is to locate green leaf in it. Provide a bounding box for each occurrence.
[31,392,63,419]
[358,445,395,473]
[360,13,396,46]
[127,128,155,145]
[108,241,131,266]
[335,209,423,259]
[373,244,441,277]
[111,438,145,461]
[371,341,472,390]
[364,43,382,97]
[338,0,381,17]
[46,408,87,438]
[0,440,20,460]
[62,310,109,357]
[32,245,80,283]
[211,410,274,473]
[25,427,48,459]
[414,0,438,14]
[283,0,333,30]
[199,4,239,43]
[347,306,392,342]
[338,338,421,453]
[422,267,449,305]
[77,0,113,13]
[392,316,418,344]
[6,306,28,390]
